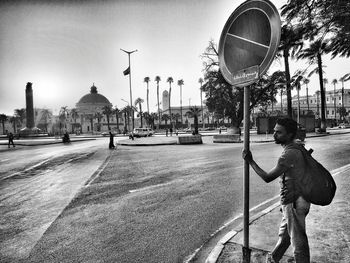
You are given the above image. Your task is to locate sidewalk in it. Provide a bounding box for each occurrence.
[205,163,350,263]
[117,127,350,146]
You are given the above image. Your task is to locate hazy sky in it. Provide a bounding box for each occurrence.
[1,0,349,116]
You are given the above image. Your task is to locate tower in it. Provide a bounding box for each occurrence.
[162,90,169,111]
[25,82,34,129]
[20,82,42,135]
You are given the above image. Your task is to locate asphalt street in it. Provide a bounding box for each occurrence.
[0,134,349,262]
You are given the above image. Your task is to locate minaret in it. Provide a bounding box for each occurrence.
[162,90,169,111]
[25,82,34,129]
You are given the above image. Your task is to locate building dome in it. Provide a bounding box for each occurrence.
[77,84,111,104]
[76,84,112,116]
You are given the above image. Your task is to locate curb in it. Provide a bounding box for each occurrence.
[117,142,178,146]
[204,202,281,263]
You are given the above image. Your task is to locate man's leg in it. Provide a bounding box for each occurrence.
[286,196,310,263]
[270,207,291,262]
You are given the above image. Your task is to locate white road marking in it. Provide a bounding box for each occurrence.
[129,181,176,193]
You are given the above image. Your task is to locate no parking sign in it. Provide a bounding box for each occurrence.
[218,1,281,261]
[218,0,281,86]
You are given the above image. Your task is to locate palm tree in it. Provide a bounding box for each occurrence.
[303,78,310,111]
[295,76,303,123]
[339,73,350,121]
[315,90,320,118]
[279,24,305,118]
[95,112,103,132]
[9,116,19,133]
[70,108,79,133]
[186,106,201,135]
[177,79,184,125]
[102,105,113,131]
[59,106,69,133]
[279,85,286,113]
[0,114,8,134]
[85,114,94,134]
[150,112,158,130]
[203,111,211,126]
[323,78,328,119]
[114,106,121,133]
[161,113,170,126]
[155,76,161,130]
[199,77,205,128]
[123,105,136,132]
[41,109,52,133]
[144,77,150,114]
[298,40,331,131]
[120,107,129,133]
[14,108,26,129]
[173,113,181,129]
[143,112,151,128]
[331,79,338,120]
[167,77,174,127]
[134,97,144,127]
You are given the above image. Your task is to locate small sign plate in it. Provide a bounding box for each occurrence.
[231,65,259,86]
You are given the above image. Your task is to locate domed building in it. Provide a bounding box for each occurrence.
[75,84,120,133]
[76,84,112,113]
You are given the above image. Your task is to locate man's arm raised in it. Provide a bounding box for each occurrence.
[242,150,289,183]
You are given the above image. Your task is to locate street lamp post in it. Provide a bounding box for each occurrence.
[121,48,137,131]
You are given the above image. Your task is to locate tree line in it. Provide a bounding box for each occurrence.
[200,0,350,130]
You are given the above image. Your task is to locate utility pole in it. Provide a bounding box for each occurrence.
[121,48,137,131]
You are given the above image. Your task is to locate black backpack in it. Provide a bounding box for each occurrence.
[291,144,337,206]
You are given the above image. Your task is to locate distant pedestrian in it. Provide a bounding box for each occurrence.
[62,132,70,143]
[8,132,15,148]
[242,118,311,263]
[175,129,178,136]
[219,128,222,134]
[165,128,168,137]
[109,131,115,149]
[169,127,173,136]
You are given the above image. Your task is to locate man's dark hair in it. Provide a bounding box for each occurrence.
[276,118,298,138]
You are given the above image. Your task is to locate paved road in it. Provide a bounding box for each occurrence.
[1,134,349,263]
[0,138,111,261]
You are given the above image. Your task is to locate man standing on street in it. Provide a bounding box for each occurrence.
[109,131,115,149]
[242,118,310,263]
[8,132,15,148]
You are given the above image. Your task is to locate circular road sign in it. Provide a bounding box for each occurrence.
[218,0,281,87]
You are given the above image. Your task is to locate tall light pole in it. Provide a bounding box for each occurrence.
[121,48,137,131]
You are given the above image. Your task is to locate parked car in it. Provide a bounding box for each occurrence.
[131,128,154,137]
[101,131,117,136]
[338,122,350,129]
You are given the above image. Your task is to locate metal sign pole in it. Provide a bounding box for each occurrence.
[217,2,281,262]
[242,84,251,263]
